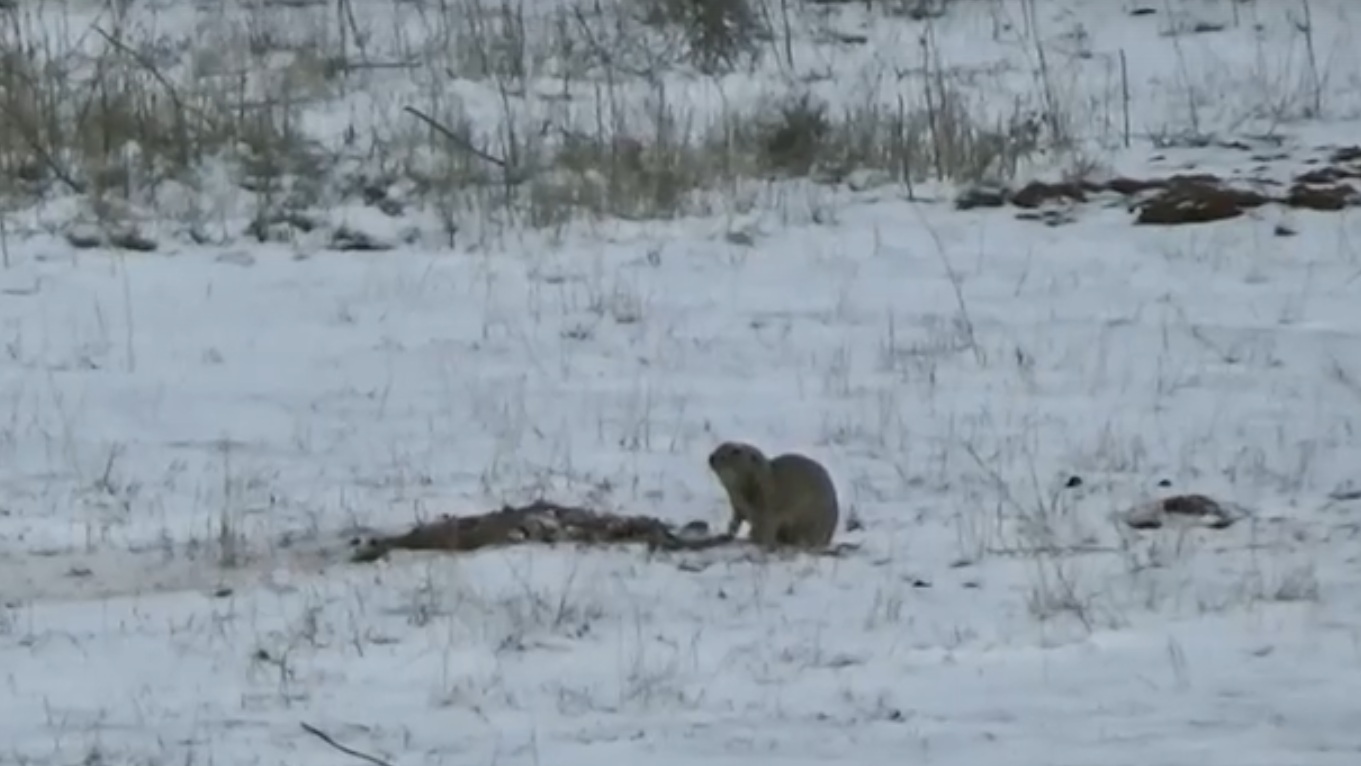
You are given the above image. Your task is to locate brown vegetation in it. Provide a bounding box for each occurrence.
[958,145,1361,226]
[1123,493,1239,530]
[349,500,731,563]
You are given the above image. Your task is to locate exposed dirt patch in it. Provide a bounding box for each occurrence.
[1122,493,1250,530]
[0,501,863,606]
[349,499,736,563]
[957,145,1361,226]
[1133,179,1272,225]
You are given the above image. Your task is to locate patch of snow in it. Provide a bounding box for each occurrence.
[2,1,1361,764]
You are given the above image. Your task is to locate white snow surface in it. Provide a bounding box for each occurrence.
[3,0,1361,764]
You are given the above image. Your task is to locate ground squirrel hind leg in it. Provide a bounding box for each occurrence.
[775,525,804,547]
[749,515,786,550]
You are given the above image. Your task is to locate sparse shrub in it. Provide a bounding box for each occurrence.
[920,79,1044,183]
[451,0,532,81]
[714,84,1045,187]
[636,0,765,74]
[753,93,830,176]
[0,0,1063,235]
[531,119,711,223]
[0,18,313,216]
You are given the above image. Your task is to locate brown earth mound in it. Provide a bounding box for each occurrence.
[349,500,733,563]
[956,145,1361,226]
[1121,493,1245,530]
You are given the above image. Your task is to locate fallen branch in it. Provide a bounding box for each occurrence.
[300,722,395,766]
[403,105,506,168]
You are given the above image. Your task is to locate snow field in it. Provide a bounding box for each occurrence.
[3,188,1361,763]
[2,0,1361,763]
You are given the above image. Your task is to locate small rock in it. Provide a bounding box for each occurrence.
[846,168,891,192]
[1010,180,1086,209]
[955,184,1009,210]
[108,229,158,252]
[1122,493,1248,530]
[65,224,105,249]
[361,184,388,206]
[377,197,405,217]
[329,226,392,252]
[247,211,317,243]
[725,229,756,247]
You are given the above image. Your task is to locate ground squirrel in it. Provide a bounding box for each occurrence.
[707,441,840,549]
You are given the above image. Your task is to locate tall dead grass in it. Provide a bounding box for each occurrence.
[0,0,1066,240]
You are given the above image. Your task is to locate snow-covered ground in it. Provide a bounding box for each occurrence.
[4,0,1361,764]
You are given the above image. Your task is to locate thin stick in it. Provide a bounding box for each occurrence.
[403,105,509,169]
[1119,49,1130,149]
[300,722,397,766]
[1300,0,1322,118]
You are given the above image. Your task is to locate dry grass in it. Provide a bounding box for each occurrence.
[0,0,1067,241]
[0,0,1339,243]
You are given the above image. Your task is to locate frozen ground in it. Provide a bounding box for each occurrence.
[5,187,1361,764]
[3,0,1361,764]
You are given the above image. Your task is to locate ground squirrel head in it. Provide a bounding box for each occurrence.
[708,441,772,508]
[708,441,768,473]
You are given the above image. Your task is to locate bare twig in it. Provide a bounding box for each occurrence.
[961,442,1029,518]
[0,60,87,194]
[1326,356,1361,405]
[403,105,509,169]
[92,25,195,166]
[300,722,397,766]
[909,206,985,366]
[93,26,185,114]
[403,104,543,191]
[569,6,654,79]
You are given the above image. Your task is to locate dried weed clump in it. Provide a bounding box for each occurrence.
[0,0,1058,237]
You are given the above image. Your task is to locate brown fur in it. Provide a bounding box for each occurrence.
[707,441,839,549]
